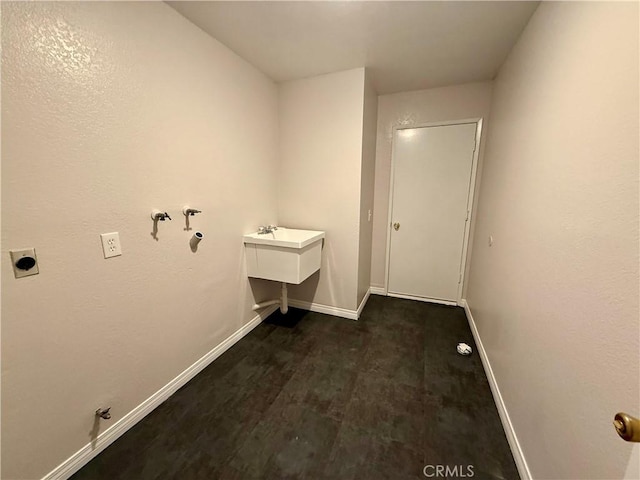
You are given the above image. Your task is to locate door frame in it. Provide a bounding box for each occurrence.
[383,118,484,306]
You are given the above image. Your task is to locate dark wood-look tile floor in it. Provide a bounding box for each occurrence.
[71,296,519,480]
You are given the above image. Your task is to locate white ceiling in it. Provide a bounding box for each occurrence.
[168,1,539,94]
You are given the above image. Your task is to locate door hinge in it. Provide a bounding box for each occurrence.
[465,210,470,222]
[458,273,462,284]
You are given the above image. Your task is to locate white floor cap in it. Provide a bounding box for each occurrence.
[457,342,472,355]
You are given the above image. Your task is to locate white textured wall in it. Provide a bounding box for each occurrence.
[625,445,640,480]
[1,3,279,479]
[370,82,493,289]
[466,2,639,479]
[357,71,378,306]
[278,68,366,311]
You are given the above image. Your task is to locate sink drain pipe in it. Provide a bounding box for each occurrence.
[252,282,288,314]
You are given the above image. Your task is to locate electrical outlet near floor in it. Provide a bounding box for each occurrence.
[100,232,122,259]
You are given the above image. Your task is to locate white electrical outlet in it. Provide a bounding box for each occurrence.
[100,232,122,259]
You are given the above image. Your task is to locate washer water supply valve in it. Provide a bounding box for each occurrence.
[151,210,172,221]
[183,206,202,217]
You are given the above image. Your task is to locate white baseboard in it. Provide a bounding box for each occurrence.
[356,287,371,318]
[43,305,279,480]
[460,299,532,480]
[388,291,457,306]
[369,286,386,296]
[287,299,358,320]
[370,287,458,307]
[288,288,371,321]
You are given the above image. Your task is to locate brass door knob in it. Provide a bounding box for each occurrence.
[614,412,640,442]
[393,222,400,231]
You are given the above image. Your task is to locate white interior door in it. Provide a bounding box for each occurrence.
[388,122,477,302]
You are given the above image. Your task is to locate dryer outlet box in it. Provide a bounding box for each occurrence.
[10,248,39,278]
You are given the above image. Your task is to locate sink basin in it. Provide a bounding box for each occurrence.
[244,228,325,284]
[243,228,324,248]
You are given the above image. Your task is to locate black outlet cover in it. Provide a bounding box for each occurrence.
[16,256,36,271]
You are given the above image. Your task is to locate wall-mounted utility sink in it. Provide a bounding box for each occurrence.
[244,228,325,284]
